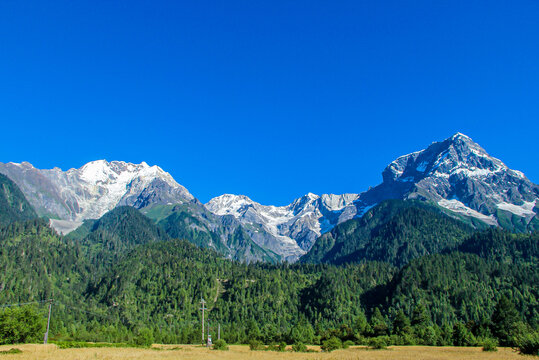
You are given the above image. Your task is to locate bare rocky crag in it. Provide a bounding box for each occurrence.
[1,133,537,262]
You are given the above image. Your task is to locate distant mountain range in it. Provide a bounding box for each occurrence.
[1,132,537,262]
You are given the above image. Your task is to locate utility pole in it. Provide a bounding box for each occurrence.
[43,299,53,344]
[218,324,220,340]
[199,298,207,344]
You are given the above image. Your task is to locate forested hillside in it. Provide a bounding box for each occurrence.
[301,200,474,266]
[0,178,537,349]
[0,174,37,227]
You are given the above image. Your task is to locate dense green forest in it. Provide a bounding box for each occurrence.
[0,174,37,227]
[300,199,475,266]
[0,188,538,352]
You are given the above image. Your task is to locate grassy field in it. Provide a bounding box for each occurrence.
[0,344,533,359]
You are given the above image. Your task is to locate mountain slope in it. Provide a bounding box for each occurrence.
[0,174,38,227]
[206,133,539,255]
[300,199,474,266]
[143,203,282,263]
[358,133,539,231]
[0,218,89,306]
[76,206,171,270]
[0,160,194,232]
[206,193,361,255]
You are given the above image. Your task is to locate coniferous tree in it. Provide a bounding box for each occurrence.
[491,295,520,346]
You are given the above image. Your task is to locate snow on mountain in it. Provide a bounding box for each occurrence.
[206,192,361,253]
[207,133,539,255]
[0,160,194,229]
[1,132,537,260]
[363,132,539,227]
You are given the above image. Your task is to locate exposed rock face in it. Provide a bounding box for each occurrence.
[360,133,538,226]
[206,193,362,254]
[206,133,539,255]
[0,160,194,222]
[2,132,537,262]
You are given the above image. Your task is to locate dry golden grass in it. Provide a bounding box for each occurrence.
[0,344,532,360]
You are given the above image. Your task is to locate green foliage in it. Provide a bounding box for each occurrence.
[321,336,341,352]
[458,229,539,264]
[0,306,44,345]
[392,310,411,336]
[291,342,307,352]
[133,328,154,347]
[368,336,388,349]
[53,341,134,349]
[342,340,354,348]
[0,204,538,350]
[81,206,171,272]
[370,308,388,336]
[452,323,476,346]
[384,251,539,327]
[0,348,22,354]
[248,339,264,350]
[490,296,520,346]
[212,339,229,350]
[0,174,37,227]
[514,328,539,356]
[481,338,497,352]
[278,341,287,351]
[145,204,281,263]
[301,200,473,267]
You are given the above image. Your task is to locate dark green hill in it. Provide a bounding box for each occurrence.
[144,203,281,263]
[381,253,538,327]
[87,237,395,342]
[80,206,171,270]
[0,218,92,337]
[456,229,539,264]
[0,174,37,227]
[301,200,473,267]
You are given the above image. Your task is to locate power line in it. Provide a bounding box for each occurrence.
[0,299,51,308]
[60,303,118,322]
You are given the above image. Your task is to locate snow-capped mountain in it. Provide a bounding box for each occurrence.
[0,160,194,233]
[206,192,362,254]
[359,132,538,227]
[206,133,539,254]
[1,132,537,260]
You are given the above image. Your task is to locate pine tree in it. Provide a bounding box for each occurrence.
[491,295,520,346]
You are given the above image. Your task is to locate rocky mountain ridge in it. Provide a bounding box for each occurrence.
[0,160,194,234]
[205,133,539,252]
[1,132,537,262]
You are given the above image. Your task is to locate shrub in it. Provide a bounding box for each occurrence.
[0,348,22,354]
[0,306,44,345]
[321,336,342,352]
[212,339,229,350]
[515,330,539,356]
[291,342,307,352]
[342,340,355,349]
[133,328,154,347]
[481,338,498,352]
[368,337,388,350]
[53,341,132,349]
[278,341,287,352]
[249,339,264,351]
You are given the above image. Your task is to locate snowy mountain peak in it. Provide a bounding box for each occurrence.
[206,191,363,254]
[369,133,539,226]
[383,133,511,184]
[450,132,472,141]
[0,160,194,225]
[205,194,256,217]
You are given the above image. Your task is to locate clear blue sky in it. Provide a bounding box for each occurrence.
[0,1,538,205]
